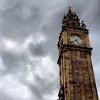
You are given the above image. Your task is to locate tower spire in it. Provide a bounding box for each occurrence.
[62,7,87,31]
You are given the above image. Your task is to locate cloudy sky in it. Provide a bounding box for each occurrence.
[0,0,99,100]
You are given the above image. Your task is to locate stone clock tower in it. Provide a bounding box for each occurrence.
[57,7,99,100]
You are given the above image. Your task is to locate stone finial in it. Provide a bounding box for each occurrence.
[81,21,86,29]
[62,7,87,30]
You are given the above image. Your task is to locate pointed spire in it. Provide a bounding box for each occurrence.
[62,7,87,31]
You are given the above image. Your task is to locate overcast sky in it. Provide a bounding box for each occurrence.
[0,0,99,100]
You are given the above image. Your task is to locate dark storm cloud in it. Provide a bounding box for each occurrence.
[0,91,13,100]
[0,0,65,41]
[1,51,28,73]
[29,43,47,57]
[1,3,42,40]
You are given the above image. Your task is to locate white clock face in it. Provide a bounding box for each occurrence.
[70,36,82,45]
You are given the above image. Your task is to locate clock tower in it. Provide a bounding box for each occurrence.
[57,7,99,100]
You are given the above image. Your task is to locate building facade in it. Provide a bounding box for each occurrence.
[57,7,99,100]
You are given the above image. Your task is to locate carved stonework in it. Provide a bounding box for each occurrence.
[57,7,99,100]
[62,7,87,31]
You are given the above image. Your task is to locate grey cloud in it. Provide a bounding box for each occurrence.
[1,51,28,74]
[0,91,13,100]
[29,43,47,57]
[0,0,16,11]
[0,0,66,41]
[0,0,47,41]
[24,73,59,100]
[1,40,48,73]
[1,6,42,40]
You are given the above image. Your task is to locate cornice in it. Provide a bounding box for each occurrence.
[57,44,92,65]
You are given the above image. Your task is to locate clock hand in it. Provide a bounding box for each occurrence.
[73,39,79,44]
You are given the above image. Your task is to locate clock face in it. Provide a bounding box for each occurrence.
[70,36,82,45]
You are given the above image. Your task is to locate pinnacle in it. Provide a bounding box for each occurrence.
[62,7,87,31]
